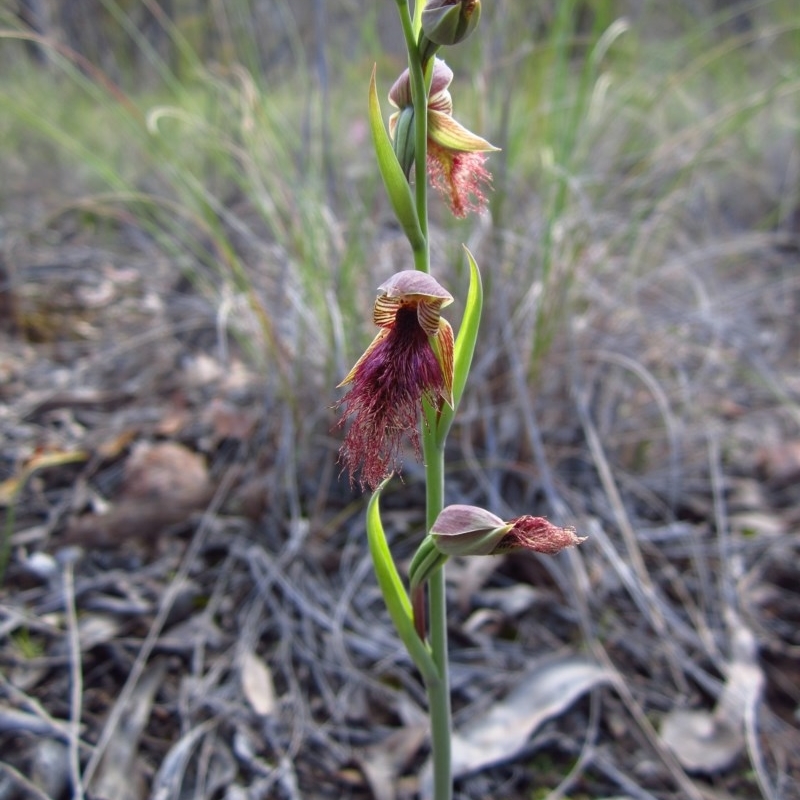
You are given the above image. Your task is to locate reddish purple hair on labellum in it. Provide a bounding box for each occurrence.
[496,516,585,555]
[337,271,454,491]
[427,142,492,219]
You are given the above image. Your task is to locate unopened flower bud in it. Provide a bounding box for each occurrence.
[419,0,481,63]
[430,505,507,556]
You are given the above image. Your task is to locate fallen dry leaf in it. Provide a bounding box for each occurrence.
[660,708,744,774]
[661,616,763,773]
[0,448,89,507]
[63,441,213,548]
[240,649,276,716]
[757,440,800,487]
[356,725,428,800]
[419,655,616,797]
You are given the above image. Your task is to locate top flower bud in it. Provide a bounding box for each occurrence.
[421,0,481,47]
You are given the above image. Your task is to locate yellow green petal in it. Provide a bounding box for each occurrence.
[429,318,455,408]
[428,109,499,153]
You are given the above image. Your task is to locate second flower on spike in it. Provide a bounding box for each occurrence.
[389,58,499,218]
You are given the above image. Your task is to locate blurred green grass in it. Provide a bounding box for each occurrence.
[1,0,799,440]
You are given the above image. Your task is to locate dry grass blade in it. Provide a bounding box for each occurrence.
[63,557,85,800]
[89,659,168,800]
[0,761,53,800]
[150,719,219,800]
[574,386,687,690]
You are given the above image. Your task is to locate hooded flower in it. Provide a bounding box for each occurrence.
[389,58,498,218]
[337,270,455,491]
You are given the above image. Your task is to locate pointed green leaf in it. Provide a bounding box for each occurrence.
[368,66,426,253]
[366,477,440,684]
[436,246,483,445]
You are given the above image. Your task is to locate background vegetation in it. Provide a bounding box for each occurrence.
[1,1,799,798]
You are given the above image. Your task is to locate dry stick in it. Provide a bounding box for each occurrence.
[708,435,776,800]
[571,389,707,798]
[574,387,687,691]
[63,558,85,800]
[545,688,603,800]
[512,358,701,797]
[0,762,53,800]
[744,696,777,800]
[593,643,706,800]
[0,672,91,749]
[80,465,239,788]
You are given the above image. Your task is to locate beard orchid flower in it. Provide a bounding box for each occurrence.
[338,270,455,491]
[389,58,498,218]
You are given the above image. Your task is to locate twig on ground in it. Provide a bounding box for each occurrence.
[575,383,688,692]
[63,557,85,800]
[0,761,53,800]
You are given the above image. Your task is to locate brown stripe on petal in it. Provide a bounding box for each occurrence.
[416,298,443,337]
[373,295,401,328]
[428,90,453,116]
[435,318,455,407]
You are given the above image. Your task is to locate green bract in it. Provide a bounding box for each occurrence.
[366,477,439,684]
[436,246,482,445]
[368,66,425,254]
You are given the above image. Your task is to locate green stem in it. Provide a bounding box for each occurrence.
[396,0,430,273]
[422,405,452,800]
[396,3,451,796]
